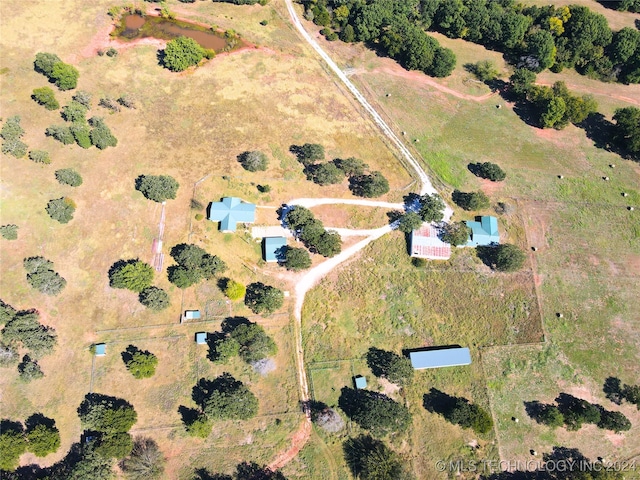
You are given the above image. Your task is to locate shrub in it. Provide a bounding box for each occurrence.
[55,168,83,186]
[25,415,61,457]
[163,36,205,71]
[61,101,88,123]
[70,122,92,148]
[46,197,76,223]
[89,117,118,149]
[23,256,67,296]
[190,198,204,210]
[32,87,60,110]
[0,224,18,240]
[257,184,271,193]
[1,138,28,158]
[18,355,44,382]
[72,90,92,108]
[51,62,79,90]
[470,162,507,181]
[122,345,158,379]
[105,47,118,57]
[138,287,170,310]
[184,413,213,438]
[1,116,28,158]
[29,150,51,164]
[34,52,61,77]
[223,280,246,300]
[108,259,154,292]
[99,97,120,112]
[117,94,136,109]
[195,213,204,221]
[238,150,269,172]
[135,175,179,202]
[469,60,499,81]
[283,246,312,271]
[452,190,490,211]
[46,124,75,145]
[245,282,284,315]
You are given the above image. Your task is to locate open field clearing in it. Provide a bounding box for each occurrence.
[295,7,640,474]
[0,0,416,476]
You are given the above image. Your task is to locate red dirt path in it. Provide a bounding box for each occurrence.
[267,419,312,472]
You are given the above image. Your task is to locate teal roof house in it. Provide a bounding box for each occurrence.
[208,197,256,232]
[263,237,287,262]
[465,216,499,247]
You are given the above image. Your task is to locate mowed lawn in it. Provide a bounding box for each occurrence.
[293,11,640,476]
[0,0,414,476]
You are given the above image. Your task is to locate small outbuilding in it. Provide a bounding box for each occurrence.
[409,347,471,370]
[354,375,367,389]
[465,216,499,247]
[94,343,106,357]
[184,310,201,321]
[208,197,256,232]
[263,237,287,262]
[195,332,207,345]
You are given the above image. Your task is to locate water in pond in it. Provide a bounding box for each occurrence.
[117,14,245,52]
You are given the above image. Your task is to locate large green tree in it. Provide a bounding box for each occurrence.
[0,420,27,471]
[339,387,412,436]
[349,171,390,198]
[46,197,76,224]
[108,259,154,293]
[344,435,412,480]
[135,175,179,202]
[25,414,61,457]
[244,282,284,315]
[121,437,165,480]
[32,87,60,110]
[229,322,277,363]
[163,36,206,71]
[441,221,470,246]
[122,345,158,379]
[138,286,170,310]
[194,374,259,420]
[77,393,138,435]
[283,246,312,271]
[366,347,414,386]
[613,107,640,156]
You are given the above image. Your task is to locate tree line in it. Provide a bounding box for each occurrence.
[283,205,342,257]
[301,0,456,77]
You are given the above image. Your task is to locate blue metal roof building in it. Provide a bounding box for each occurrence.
[354,375,367,389]
[263,237,287,262]
[465,216,499,247]
[94,343,106,356]
[195,332,207,345]
[409,347,472,369]
[208,197,256,232]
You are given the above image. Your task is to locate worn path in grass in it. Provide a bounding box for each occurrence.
[270,0,454,470]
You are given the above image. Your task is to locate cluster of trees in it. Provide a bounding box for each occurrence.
[108,259,170,310]
[1,116,28,158]
[237,150,269,172]
[24,256,67,295]
[291,144,390,197]
[135,174,179,203]
[183,374,258,434]
[191,463,287,480]
[423,388,494,434]
[452,189,490,211]
[609,0,640,12]
[46,197,76,223]
[208,318,277,364]
[0,415,61,471]
[162,36,214,72]
[422,2,639,83]
[167,243,227,289]
[511,72,599,129]
[34,52,79,90]
[244,282,284,315]
[366,347,414,386]
[122,345,158,379]
[46,114,117,150]
[302,0,456,77]
[528,393,632,432]
[29,150,50,164]
[0,301,57,379]
[477,243,527,272]
[469,161,506,181]
[283,205,342,257]
[0,224,18,240]
[77,393,138,460]
[339,387,412,436]
[396,192,446,233]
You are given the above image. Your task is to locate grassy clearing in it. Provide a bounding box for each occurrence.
[0,0,415,475]
[319,16,640,470]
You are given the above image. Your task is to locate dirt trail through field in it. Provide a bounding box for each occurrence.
[536,82,640,107]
